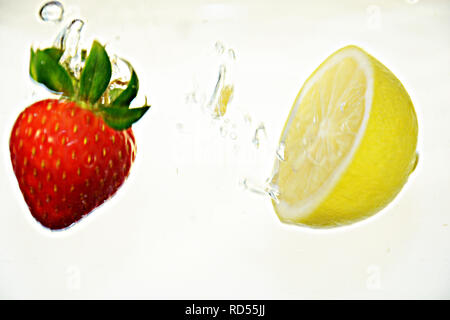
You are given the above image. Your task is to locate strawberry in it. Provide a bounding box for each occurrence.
[9,41,150,230]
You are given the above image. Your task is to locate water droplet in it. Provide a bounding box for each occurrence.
[215,41,225,55]
[405,0,419,4]
[266,184,280,203]
[190,42,236,120]
[54,19,85,79]
[230,132,237,140]
[102,55,134,103]
[340,102,346,111]
[240,178,280,203]
[276,142,286,161]
[205,64,234,118]
[228,48,236,60]
[240,178,266,195]
[110,56,133,85]
[39,1,64,23]
[252,123,267,149]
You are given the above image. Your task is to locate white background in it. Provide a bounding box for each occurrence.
[0,0,449,299]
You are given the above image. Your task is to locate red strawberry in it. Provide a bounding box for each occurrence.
[10,41,150,230]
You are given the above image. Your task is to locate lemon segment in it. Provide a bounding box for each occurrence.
[272,45,418,228]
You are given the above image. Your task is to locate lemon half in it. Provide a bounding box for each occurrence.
[271,45,418,228]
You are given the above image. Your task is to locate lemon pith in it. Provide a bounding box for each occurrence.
[272,45,418,228]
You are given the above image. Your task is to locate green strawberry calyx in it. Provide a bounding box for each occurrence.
[29,40,150,130]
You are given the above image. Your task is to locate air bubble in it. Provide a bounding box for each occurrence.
[39,1,64,23]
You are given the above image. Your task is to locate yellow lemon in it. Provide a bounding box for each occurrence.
[271,45,418,228]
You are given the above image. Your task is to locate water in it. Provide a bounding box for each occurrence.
[54,19,85,79]
[262,142,286,203]
[183,41,279,199]
[103,55,134,104]
[183,41,277,200]
[252,123,267,149]
[182,41,283,201]
[228,48,236,60]
[39,1,64,23]
[187,41,236,120]
[276,142,286,161]
[205,65,234,119]
[205,64,229,118]
[110,56,133,85]
[243,113,252,125]
[49,17,134,104]
[240,177,280,203]
[240,178,267,195]
[214,41,225,55]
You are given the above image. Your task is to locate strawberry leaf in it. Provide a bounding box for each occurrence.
[79,41,112,105]
[100,105,150,130]
[108,88,124,102]
[42,48,64,61]
[29,48,74,96]
[110,69,139,108]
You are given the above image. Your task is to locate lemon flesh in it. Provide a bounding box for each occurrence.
[272,45,418,228]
